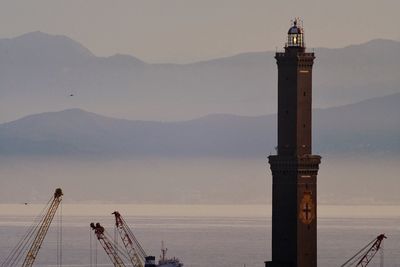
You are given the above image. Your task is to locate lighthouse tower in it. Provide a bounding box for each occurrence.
[265,19,321,267]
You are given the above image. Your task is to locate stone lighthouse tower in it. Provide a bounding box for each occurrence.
[265,19,321,267]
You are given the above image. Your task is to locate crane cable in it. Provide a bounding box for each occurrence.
[89,226,100,267]
[95,233,98,267]
[89,226,101,267]
[57,201,63,267]
[90,227,92,267]
[1,198,52,267]
[114,225,119,259]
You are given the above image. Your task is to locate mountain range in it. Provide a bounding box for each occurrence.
[0,32,398,203]
[0,32,399,122]
[0,92,398,157]
[0,93,398,204]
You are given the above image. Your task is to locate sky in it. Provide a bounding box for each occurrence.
[0,0,398,63]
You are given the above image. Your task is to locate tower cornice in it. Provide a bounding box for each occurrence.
[268,155,321,176]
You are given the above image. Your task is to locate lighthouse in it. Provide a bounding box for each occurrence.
[266,19,321,267]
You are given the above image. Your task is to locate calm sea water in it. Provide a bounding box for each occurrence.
[0,205,399,267]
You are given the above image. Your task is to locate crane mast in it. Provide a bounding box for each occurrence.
[22,188,63,267]
[112,211,146,267]
[341,234,387,267]
[90,222,126,267]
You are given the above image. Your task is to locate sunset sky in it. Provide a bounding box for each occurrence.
[0,0,398,63]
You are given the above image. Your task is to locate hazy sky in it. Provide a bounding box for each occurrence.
[0,0,398,63]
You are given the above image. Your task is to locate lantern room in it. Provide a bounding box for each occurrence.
[287,18,304,47]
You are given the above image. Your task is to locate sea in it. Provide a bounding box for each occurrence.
[0,204,399,267]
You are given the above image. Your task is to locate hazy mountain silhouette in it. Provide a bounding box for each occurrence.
[0,93,398,157]
[0,32,399,122]
[0,32,398,204]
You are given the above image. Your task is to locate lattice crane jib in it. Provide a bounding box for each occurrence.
[112,211,146,267]
[90,222,126,267]
[341,234,387,267]
[357,234,386,267]
[21,188,63,267]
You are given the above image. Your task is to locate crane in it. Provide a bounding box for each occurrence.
[22,188,63,267]
[90,222,126,267]
[112,211,147,267]
[341,234,387,267]
[1,188,63,267]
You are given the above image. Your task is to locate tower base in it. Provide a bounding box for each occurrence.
[267,154,321,267]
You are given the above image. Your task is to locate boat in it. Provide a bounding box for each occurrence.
[145,241,183,267]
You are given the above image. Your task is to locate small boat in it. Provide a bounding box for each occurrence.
[145,241,183,267]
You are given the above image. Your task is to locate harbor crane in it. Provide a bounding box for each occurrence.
[1,188,63,267]
[113,211,147,267]
[341,234,387,267]
[91,213,182,267]
[112,212,182,267]
[90,222,126,267]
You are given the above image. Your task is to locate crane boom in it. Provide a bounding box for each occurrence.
[112,211,146,267]
[356,234,386,267]
[341,234,387,267]
[90,222,126,267]
[21,188,63,267]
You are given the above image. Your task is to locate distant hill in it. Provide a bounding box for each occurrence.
[0,93,398,157]
[0,32,399,122]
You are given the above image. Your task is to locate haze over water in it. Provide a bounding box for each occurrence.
[0,205,399,267]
